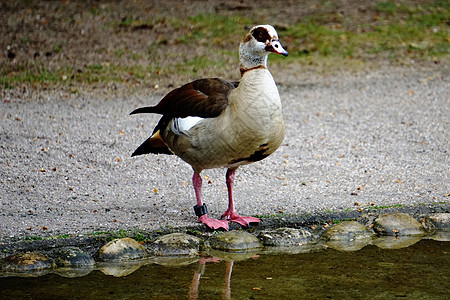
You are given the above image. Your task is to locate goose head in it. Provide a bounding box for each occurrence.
[239,25,288,73]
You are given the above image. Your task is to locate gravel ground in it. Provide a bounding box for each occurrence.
[1,64,448,240]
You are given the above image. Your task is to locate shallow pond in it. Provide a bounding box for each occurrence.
[1,239,448,299]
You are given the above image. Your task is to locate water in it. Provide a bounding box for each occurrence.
[1,239,448,299]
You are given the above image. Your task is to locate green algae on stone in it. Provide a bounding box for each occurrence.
[323,221,375,252]
[51,247,95,267]
[373,213,426,236]
[96,237,149,261]
[1,252,53,272]
[150,233,203,256]
[209,231,261,251]
[258,227,313,246]
[323,221,374,241]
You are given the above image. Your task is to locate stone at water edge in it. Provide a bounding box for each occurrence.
[322,221,375,252]
[209,231,261,251]
[427,213,450,230]
[96,237,149,261]
[373,213,425,236]
[150,233,203,256]
[258,227,313,246]
[51,247,95,267]
[1,252,53,272]
[427,213,450,242]
[322,221,374,241]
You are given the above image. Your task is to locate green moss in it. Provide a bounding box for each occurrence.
[331,218,357,224]
[24,236,43,241]
[367,204,405,210]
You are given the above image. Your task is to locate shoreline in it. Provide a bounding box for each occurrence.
[1,203,448,257]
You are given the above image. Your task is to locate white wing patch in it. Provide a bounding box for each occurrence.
[172,116,203,135]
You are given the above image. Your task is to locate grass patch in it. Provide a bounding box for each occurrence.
[110,229,128,240]
[176,14,252,45]
[281,2,449,62]
[1,64,72,89]
[175,55,227,75]
[1,1,448,89]
[1,63,164,88]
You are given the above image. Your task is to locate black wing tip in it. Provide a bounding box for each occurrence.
[131,147,173,157]
[131,147,148,157]
[129,106,156,115]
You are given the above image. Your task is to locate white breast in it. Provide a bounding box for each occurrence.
[232,68,282,119]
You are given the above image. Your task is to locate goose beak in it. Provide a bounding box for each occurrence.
[266,40,288,57]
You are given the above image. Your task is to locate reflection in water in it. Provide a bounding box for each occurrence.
[189,257,234,300]
[372,235,424,249]
[223,261,233,300]
[0,239,448,299]
[98,261,146,277]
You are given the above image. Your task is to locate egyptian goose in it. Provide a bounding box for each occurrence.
[130,25,288,230]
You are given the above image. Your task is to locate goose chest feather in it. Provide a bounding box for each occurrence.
[130,25,288,231]
[165,68,285,172]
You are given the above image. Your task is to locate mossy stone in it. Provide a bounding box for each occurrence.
[209,231,261,251]
[96,237,149,261]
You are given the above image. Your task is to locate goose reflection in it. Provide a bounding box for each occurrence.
[188,257,233,300]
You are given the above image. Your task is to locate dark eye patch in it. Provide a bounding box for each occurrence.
[252,27,271,43]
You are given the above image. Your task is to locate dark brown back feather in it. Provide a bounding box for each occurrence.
[130,78,238,118]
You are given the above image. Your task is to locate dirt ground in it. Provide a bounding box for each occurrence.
[1,1,449,242]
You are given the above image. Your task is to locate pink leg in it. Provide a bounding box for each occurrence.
[222,261,233,300]
[193,172,229,231]
[221,169,260,227]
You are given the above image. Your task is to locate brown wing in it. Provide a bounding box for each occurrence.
[130,78,238,118]
[130,78,238,157]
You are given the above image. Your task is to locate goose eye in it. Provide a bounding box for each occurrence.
[252,27,270,43]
